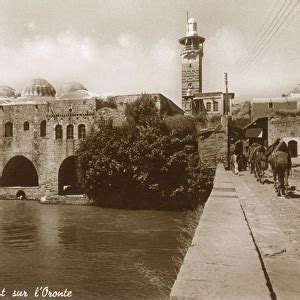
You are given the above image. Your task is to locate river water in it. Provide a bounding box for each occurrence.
[0,200,187,299]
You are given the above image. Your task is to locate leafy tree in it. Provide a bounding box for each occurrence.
[76,96,214,210]
[125,94,160,126]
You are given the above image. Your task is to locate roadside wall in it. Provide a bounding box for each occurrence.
[170,165,270,299]
[197,116,229,168]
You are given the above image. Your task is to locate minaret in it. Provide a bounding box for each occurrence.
[179,17,205,114]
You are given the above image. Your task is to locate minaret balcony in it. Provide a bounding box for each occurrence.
[184,44,200,51]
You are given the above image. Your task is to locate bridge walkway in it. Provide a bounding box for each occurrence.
[234,169,300,300]
[170,165,300,299]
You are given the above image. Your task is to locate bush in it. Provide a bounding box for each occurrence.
[76,96,214,210]
[125,94,159,126]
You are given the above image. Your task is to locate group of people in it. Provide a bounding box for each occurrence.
[230,138,292,197]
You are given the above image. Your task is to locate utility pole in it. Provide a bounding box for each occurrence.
[224,72,231,116]
[224,72,230,170]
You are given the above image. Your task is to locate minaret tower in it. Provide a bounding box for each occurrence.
[179,16,205,113]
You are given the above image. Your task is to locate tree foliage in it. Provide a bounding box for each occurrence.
[76,95,214,210]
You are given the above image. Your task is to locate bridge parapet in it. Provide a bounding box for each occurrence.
[170,164,270,299]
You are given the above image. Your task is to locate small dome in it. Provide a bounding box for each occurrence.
[57,81,88,97]
[22,78,56,97]
[59,90,93,100]
[0,86,16,98]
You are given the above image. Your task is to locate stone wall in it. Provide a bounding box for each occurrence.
[197,116,229,168]
[0,94,183,200]
[0,187,43,200]
[268,115,300,144]
[268,114,300,164]
[0,98,96,198]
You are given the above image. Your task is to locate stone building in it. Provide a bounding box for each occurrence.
[269,114,300,164]
[251,84,300,121]
[245,84,300,164]
[0,78,183,200]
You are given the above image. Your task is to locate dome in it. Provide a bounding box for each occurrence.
[59,90,93,100]
[22,78,56,97]
[0,86,16,98]
[57,81,88,97]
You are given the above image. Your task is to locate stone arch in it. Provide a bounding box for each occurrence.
[2,155,38,186]
[58,156,82,195]
[288,140,298,157]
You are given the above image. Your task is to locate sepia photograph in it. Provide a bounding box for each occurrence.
[0,0,299,299]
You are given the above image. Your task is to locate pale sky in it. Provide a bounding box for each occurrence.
[0,0,299,106]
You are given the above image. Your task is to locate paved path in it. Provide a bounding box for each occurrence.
[234,168,300,300]
[171,166,271,299]
[171,166,300,300]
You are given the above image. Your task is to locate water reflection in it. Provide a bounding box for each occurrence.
[0,200,185,299]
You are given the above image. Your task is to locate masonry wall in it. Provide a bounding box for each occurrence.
[0,94,183,200]
[268,114,300,163]
[0,98,97,198]
[268,115,300,144]
[197,116,229,168]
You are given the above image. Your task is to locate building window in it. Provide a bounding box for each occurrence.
[288,140,298,157]
[66,124,74,139]
[23,121,29,131]
[5,122,13,137]
[206,102,212,111]
[40,120,46,137]
[269,102,274,108]
[213,102,219,112]
[55,125,63,139]
[78,124,86,139]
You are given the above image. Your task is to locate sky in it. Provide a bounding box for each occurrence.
[0,0,299,106]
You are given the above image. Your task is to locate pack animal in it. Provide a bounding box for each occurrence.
[266,139,291,196]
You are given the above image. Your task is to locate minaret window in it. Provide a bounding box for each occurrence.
[66,124,74,139]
